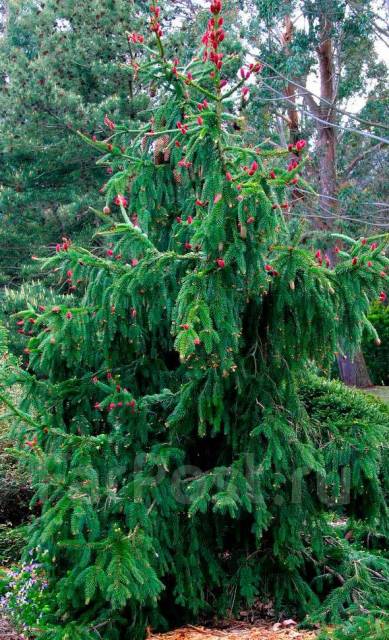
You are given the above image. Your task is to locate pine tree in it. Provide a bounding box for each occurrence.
[2,2,388,639]
[0,0,149,285]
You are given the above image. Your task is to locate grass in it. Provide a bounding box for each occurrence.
[364,386,389,405]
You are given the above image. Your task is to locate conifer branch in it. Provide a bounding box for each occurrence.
[0,391,40,429]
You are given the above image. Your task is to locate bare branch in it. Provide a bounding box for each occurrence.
[343,142,386,176]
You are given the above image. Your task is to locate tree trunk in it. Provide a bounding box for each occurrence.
[337,352,373,388]
[317,124,337,225]
[315,13,372,387]
[0,2,9,36]
[282,11,300,144]
[282,8,307,209]
[316,15,337,227]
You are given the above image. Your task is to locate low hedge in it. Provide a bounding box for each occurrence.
[363,302,389,385]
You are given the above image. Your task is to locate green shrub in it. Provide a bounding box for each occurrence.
[363,302,389,385]
[319,617,389,640]
[300,372,389,423]
[0,326,32,565]
[0,525,26,566]
[300,376,389,640]
[299,374,389,525]
[0,398,32,528]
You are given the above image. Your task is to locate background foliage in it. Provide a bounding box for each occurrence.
[0,0,149,286]
[363,302,389,385]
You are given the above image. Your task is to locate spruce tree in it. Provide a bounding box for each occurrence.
[2,2,388,639]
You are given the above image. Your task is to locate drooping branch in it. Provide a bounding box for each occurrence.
[343,142,386,177]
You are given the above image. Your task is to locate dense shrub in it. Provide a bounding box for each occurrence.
[0,525,26,566]
[300,372,389,420]
[0,395,32,529]
[363,302,389,385]
[0,330,32,565]
[301,376,389,640]
[300,374,388,523]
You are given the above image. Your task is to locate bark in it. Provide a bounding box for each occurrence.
[316,124,337,229]
[314,13,372,387]
[337,352,374,388]
[0,1,8,36]
[316,15,337,227]
[282,11,300,144]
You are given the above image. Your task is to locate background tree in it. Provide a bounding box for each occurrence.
[239,0,389,386]
[0,0,150,286]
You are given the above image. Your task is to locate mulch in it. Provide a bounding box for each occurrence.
[148,621,319,640]
[0,617,23,640]
[0,618,320,640]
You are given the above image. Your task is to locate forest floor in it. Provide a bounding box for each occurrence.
[148,622,319,640]
[0,620,320,640]
[0,619,322,640]
[0,616,22,639]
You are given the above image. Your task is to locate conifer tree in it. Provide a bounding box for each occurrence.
[0,0,149,285]
[2,2,388,639]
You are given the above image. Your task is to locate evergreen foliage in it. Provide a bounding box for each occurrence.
[0,525,26,565]
[1,281,76,358]
[316,518,389,640]
[1,3,388,638]
[363,302,389,386]
[319,616,389,640]
[0,0,149,285]
[300,375,389,527]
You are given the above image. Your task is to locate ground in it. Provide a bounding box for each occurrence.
[366,386,389,405]
[148,623,319,640]
[0,620,321,640]
[0,617,21,639]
